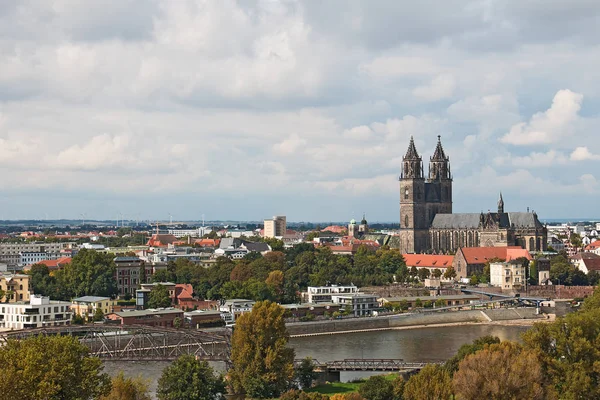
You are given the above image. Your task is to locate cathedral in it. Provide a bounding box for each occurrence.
[399,136,547,254]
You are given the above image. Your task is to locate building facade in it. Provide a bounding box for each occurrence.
[302,285,358,303]
[0,242,75,268]
[490,261,526,290]
[264,216,287,238]
[71,296,117,319]
[0,273,31,302]
[399,136,547,254]
[0,295,71,329]
[331,294,378,317]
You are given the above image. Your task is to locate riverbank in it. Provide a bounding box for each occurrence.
[288,308,549,337]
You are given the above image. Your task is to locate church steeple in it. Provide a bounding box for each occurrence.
[429,135,451,181]
[402,136,423,179]
[498,192,504,214]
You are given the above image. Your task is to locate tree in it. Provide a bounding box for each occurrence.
[157,355,225,400]
[469,274,479,285]
[443,266,457,281]
[100,372,151,400]
[0,335,110,399]
[417,268,430,281]
[431,268,442,279]
[358,375,394,400]
[93,307,104,322]
[152,268,176,283]
[403,364,453,400]
[59,249,118,298]
[229,300,295,398]
[295,357,318,389]
[147,284,172,309]
[453,342,548,400]
[444,335,500,375]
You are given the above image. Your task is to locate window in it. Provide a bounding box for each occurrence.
[404,215,409,227]
[404,188,409,200]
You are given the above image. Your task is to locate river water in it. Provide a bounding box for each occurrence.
[104,324,529,398]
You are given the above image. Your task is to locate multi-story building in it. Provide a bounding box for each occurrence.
[113,257,169,296]
[167,228,201,238]
[71,296,117,319]
[0,242,75,268]
[302,285,358,303]
[490,261,526,290]
[264,216,286,238]
[0,273,31,302]
[19,251,62,266]
[331,294,379,317]
[219,299,255,322]
[0,294,72,329]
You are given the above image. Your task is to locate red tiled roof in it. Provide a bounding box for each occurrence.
[29,257,72,271]
[146,234,179,247]
[175,284,194,301]
[403,254,453,268]
[194,238,221,247]
[321,225,346,233]
[583,259,600,271]
[585,242,600,250]
[460,247,531,264]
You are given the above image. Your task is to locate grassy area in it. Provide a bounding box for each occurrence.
[306,373,399,395]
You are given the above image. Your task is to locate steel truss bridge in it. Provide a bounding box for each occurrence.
[301,358,437,372]
[0,325,231,362]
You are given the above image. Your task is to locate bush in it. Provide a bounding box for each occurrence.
[358,375,394,400]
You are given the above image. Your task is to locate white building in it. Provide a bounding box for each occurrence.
[19,251,61,266]
[490,261,526,290]
[0,294,72,329]
[330,294,378,317]
[302,285,359,303]
[219,299,255,322]
[167,228,201,238]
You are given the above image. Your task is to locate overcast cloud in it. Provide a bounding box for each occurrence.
[1,0,599,222]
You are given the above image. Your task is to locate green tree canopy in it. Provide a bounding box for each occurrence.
[157,355,225,400]
[358,375,394,400]
[0,335,110,399]
[147,284,172,309]
[58,249,118,298]
[229,300,295,398]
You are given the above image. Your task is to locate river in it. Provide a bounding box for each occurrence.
[104,324,529,398]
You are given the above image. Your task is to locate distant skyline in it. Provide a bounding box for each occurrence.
[1,1,600,221]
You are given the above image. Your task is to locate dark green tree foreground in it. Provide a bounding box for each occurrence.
[157,355,225,400]
[0,335,110,399]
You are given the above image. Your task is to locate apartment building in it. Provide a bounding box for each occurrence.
[71,296,117,319]
[114,257,167,296]
[302,285,358,303]
[490,261,526,290]
[0,294,72,329]
[0,242,75,268]
[0,273,31,302]
[264,216,286,238]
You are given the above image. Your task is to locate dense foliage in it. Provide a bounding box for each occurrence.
[0,335,110,399]
[157,355,225,400]
[229,300,295,398]
[147,284,172,308]
[100,372,151,400]
[29,248,118,300]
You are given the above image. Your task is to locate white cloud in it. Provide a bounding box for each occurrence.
[273,134,307,155]
[412,73,456,101]
[494,150,568,168]
[500,89,583,146]
[343,125,373,140]
[570,146,600,161]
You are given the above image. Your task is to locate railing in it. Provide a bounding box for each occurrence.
[296,358,440,372]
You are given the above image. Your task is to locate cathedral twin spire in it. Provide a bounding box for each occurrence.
[402,136,451,181]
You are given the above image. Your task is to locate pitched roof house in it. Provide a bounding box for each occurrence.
[452,246,532,279]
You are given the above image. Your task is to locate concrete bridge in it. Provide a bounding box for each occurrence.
[0,325,231,363]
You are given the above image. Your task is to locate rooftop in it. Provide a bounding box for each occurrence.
[115,308,183,317]
[73,296,111,303]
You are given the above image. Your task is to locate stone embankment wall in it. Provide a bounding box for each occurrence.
[287,308,543,336]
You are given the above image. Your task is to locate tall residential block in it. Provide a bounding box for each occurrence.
[264,215,287,238]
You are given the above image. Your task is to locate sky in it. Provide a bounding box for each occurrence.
[1,0,600,222]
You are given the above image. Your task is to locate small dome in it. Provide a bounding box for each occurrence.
[350,219,356,224]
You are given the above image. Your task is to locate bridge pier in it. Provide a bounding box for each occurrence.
[315,370,341,384]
